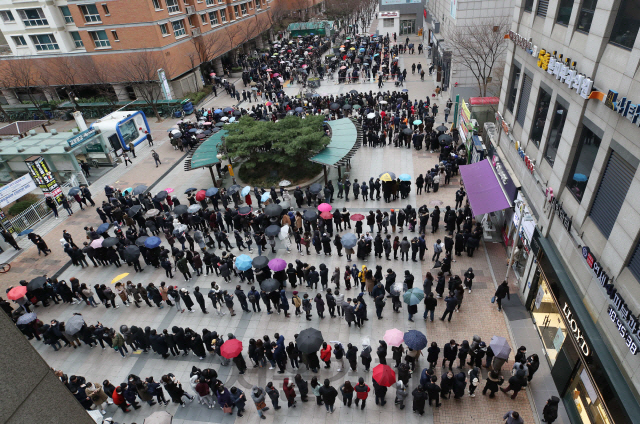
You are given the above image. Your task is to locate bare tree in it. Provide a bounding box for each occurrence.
[447,18,509,97]
[0,57,49,121]
[49,56,89,109]
[76,57,119,106]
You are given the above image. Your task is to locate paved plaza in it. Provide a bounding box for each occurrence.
[1,35,562,424]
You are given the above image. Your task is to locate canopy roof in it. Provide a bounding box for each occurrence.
[0,120,48,137]
[459,159,512,215]
[287,21,333,32]
[309,118,361,167]
[186,129,227,170]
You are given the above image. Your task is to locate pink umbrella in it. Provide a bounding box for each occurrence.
[318,203,332,212]
[210,72,216,77]
[165,188,174,193]
[301,64,308,69]
[204,121,212,125]
[266,101,273,106]
[383,328,404,347]
[268,258,287,272]
[272,73,280,77]
[266,68,272,72]
[90,238,104,249]
[320,211,332,219]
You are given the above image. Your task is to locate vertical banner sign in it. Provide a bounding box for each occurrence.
[157,68,173,100]
[25,156,63,205]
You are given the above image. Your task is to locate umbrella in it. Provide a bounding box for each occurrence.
[17,229,33,236]
[96,223,111,235]
[214,109,223,114]
[102,237,119,248]
[268,258,287,272]
[402,89,409,92]
[402,128,413,135]
[367,112,376,119]
[320,211,332,220]
[341,233,357,249]
[188,128,198,133]
[353,104,361,110]
[111,272,129,284]
[342,104,352,110]
[233,110,242,116]
[265,225,281,237]
[65,315,85,336]
[379,100,387,105]
[303,209,318,221]
[68,187,81,196]
[184,188,198,194]
[403,330,428,350]
[490,335,511,360]
[238,206,252,215]
[438,134,453,143]
[349,90,358,95]
[206,187,219,197]
[220,339,243,358]
[227,184,241,194]
[435,125,448,132]
[173,224,188,234]
[235,254,253,271]
[145,236,161,248]
[330,103,340,110]
[318,203,332,212]
[123,187,133,194]
[27,276,46,291]
[379,172,396,181]
[413,120,422,125]
[279,180,292,187]
[573,173,588,182]
[143,411,173,424]
[403,288,424,305]
[145,209,160,218]
[223,107,234,113]
[261,192,271,203]
[132,185,148,195]
[390,282,403,297]
[165,188,174,194]
[383,328,404,346]
[297,328,324,354]
[398,174,411,181]
[309,183,322,194]
[127,205,142,216]
[188,204,201,213]
[154,191,168,201]
[372,364,396,387]
[174,205,188,214]
[350,213,365,221]
[195,190,206,202]
[135,236,149,247]
[295,107,304,113]
[7,286,27,300]
[90,238,104,249]
[260,278,280,292]
[264,204,282,217]
[241,186,251,196]
[124,245,141,261]
[17,312,37,325]
[215,122,225,127]
[252,256,269,269]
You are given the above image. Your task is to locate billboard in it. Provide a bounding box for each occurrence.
[450,0,457,18]
[0,174,37,207]
[381,0,422,5]
[25,156,63,205]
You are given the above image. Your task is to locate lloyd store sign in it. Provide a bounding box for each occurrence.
[562,302,590,356]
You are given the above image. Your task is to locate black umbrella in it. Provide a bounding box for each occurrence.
[233,110,242,116]
[135,236,149,247]
[102,237,119,248]
[296,328,324,354]
[154,190,168,201]
[127,205,142,216]
[68,187,81,196]
[227,184,241,195]
[303,209,318,221]
[264,204,283,217]
[174,205,188,214]
[185,188,198,194]
[260,278,280,292]
[265,225,281,237]
[438,134,453,143]
[238,206,252,215]
[27,276,46,291]
[132,185,148,195]
[82,245,94,254]
[252,256,269,269]
[435,125,448,132]
[349,90,358,95]
[402,128,413,135]
[342,104,352,110]
[215,122,225,127]
[309,183,322,194]
[124,245,141,261]
[330,103,340,110]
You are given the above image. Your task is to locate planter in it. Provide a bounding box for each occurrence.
[230,72,243,78]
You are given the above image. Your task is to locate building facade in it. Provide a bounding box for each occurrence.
[378,0,425,36]
[493,0,640,423]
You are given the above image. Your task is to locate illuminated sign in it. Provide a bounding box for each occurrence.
[562,302,590,356]
[25,156,63,205]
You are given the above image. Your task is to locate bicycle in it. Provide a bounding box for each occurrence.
[0,262,11,273]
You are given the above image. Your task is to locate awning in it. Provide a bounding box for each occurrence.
[185,129,227,171]
[0,120,48,137]
[309,118,361,167]
[459,159,512,215]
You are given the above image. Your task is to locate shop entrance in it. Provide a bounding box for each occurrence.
[400,19,415,35]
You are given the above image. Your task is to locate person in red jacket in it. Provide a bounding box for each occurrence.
[354,377,370,410]
[320,342,332,369]
[112,386,130,412]
[282,378,297,408]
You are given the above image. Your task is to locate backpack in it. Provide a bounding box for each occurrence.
[248,294,256,302]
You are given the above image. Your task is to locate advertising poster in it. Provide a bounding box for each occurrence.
[0,174,37,207]
[25,156,63,205]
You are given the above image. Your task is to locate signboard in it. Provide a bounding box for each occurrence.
[379,11,399,18]
[67,129,97,148]
[552,327,565,352]
[0,174,37,207]
[85,143,105,153]
[25,156,63,205]
[491,153,518,202]
[459,99,472,150]
[450,0,456,18]
[535,285,545,310]
[157,68,173,101]
[381,0,421,4]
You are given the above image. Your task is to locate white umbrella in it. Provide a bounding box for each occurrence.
[279,224,290,240]
[367,112,375,119]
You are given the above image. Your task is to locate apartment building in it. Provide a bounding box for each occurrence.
[491,0,640,423]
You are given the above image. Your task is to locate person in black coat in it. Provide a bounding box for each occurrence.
[442,340,458,370]
[542,396,560,423]
[150,329,170,359]
[412,385,428,415]
[188,329,206,360]
[426,376,441,407]
[452,372,466,399]
[179,288,195,312]
[440,371,454,399]
[376,340,387,365]
[172,326,190,356]
[372,378,387,405]
[318,379,338,412]
[426,342,440,369]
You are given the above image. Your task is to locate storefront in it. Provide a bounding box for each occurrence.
[526,233,638,424]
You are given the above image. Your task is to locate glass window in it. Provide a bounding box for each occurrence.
[0,10,15,22]
[507,64,521,112]
[556,0,574,25]
[60,6,74,24]
[544,102,567,166]
[201,13,208,24]
[206,0,215,5]
[564,365,618,424]
[249,1,253,9]
[577,0,597,33]
[220,9,227,22]
[567,125,602,202]
[209,11,219,24]
[71,31,84,48]
[80,4,101,22]
[166,0,180,13]
[241,3,247,14]
[18,8,48,26]
[530,87,552,147]
[159,23,169,35]
[30,34,59,51]
[119,120,140,145]
[256,0,261,9]
[530,275,567,366]
[111,30,119,40]
[152,0,162,9]
[12,35,27,46]
[172,19,186,37]
[90,30,111,48]
[102,4,110,15]
[233,5,239,18]
[610,0,640,49]
[383,18,394,27]
[524,0,534,12]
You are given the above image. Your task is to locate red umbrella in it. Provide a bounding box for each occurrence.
[372,364,396,387]
[221,339,243,358]
[350,213,365,221]
[7,286,27,300]
[320,211,332,220]
[195,190,206,202]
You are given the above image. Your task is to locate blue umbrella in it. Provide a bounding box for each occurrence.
[398,174,411,181]
[123,187,133,194]
[295,107,304,113]
[223,107,234,113]
[359,48,365,52]
[241,186,251,196]
[403,330,427,350]
[144,236,161,248]
[261,192,271,202]
[96,223,111,234]
[403,288,424,305]
[68,187,81,196]
[214,109,223,114]
[341,233,357,249]
[402,89,409,92]
[17,229,33,236]
[235,254,253,271]
[188,128,198,133]
[206,187,219,197]
[573,173,588,182]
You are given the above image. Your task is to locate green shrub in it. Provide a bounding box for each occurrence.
[231,66,243,73]
[8,199,37,216]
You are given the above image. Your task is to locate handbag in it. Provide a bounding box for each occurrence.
[256,401,267,410]
[223,405,233,414]
[491,296,496,304]
[433,260,442,268]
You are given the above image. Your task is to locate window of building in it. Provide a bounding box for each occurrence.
[610,0,640,49]
[537,0,549,17]
[187,15,194,26]
[60,6,74,24]
[30,34,59,51]
[524,0,534,12]
[12,35,27,47]
[383,18,394,27]
[516,73,532,127]
[102,4,110,15]
[111,30,119,40]
[0,10,15,23]
[530,87,551,147]
[90,30,111,47]
[233,5,239,18]
[159,22,169,35]
[201,13,208,24]
[248,1,253,10]
[206,0,215,4]
[556,0,573,25]
[152,0,162,10]
[567,125,602,202]
[18,8,48,26]
[172,19,186,37]
[576,0,597,33]
[80,4,101,23]
[544,102,567,166]
[255,0,261,9]
[209,11,219,24]
[166,0,180,14]
[220,9,227,22]
[241,3,247,14]
[71,31,84,48]
[627,239,640,283]
[507,64,521,112]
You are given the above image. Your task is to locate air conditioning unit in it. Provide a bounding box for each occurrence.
[185,5,195,14]
[191,27,201,36]
[433,21,440,33]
